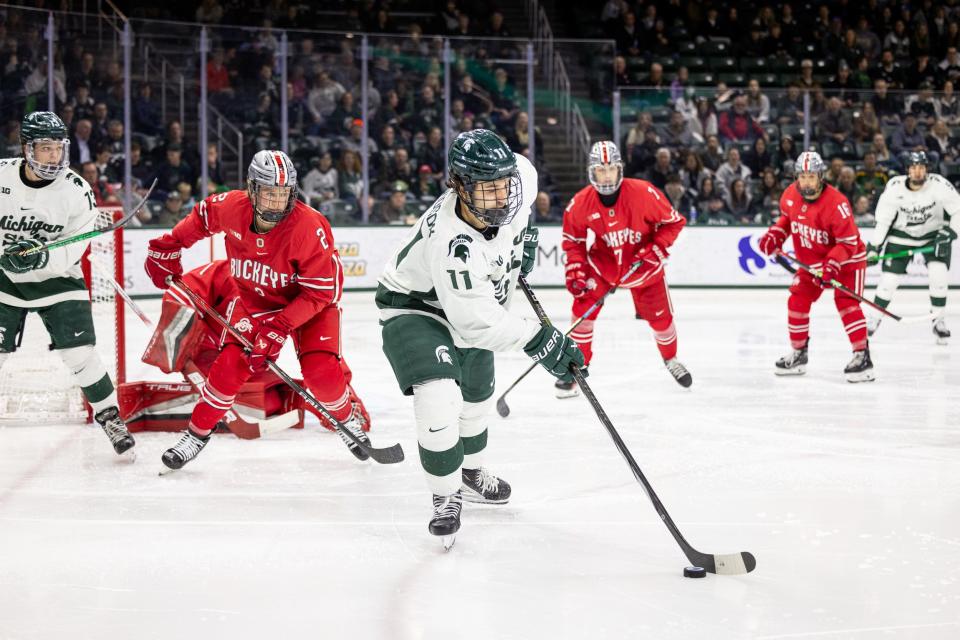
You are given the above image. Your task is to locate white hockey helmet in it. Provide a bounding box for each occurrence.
[247,149,298,223]
[588,140,623,195]
[794,150,826,200]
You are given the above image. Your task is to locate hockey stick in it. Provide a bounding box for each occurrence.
[170,277,404,464]
[19,179,157,257]
[496,258,647,418]
[86,254,152,326]
[869,245,934,263]
[518,275,757,575]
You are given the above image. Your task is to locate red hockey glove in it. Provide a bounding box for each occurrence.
[621,244,666,288]
[818,258,841,289]
[564,261,595,298]
[145,234,183,290]
[249,318,289,371]
[758,226,787,257]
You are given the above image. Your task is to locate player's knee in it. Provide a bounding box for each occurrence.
[460,395,493,437]
[58,345,108,388]
[300,351,344,391]
[876,272,900,299]
[928,261,949,295]
[413,379,462,446]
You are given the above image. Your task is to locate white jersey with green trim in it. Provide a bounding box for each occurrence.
[872,173,960,248]
[378,152,541,352]
[0,158,98,307]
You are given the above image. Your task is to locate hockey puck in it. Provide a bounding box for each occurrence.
[683,566,707,578]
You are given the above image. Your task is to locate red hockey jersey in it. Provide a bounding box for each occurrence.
[775,183,866,267]
[561,178,685,287]
[168,190,343,330]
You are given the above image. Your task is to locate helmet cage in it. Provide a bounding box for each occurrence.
[452,169,524,227]
[24,138,69,180]
[588,141,623,195]
[247,150,298,223]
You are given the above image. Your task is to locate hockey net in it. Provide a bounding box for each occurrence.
[0,208,125,423]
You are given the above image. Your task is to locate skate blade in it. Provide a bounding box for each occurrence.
[845,370,876,383]
[442,534,456,551]
[555,388,580,399]
[774,366,806,376]
[116,448,136,463]
[158,465,180,476]
[460,488,509,505]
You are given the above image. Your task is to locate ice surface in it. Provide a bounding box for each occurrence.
[1,289,958,639]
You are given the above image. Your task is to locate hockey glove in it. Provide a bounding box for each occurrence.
[524,325,587,385]
[934,226,957,260]
[248,318,289,371]
[145,234,184,290]
[758,226,787,256]
[564,261,596,299]
[0,238,49,274]
[817,258,841,289]
[622,244,666,288]
[866,243,880,262]
[520,226,539,276]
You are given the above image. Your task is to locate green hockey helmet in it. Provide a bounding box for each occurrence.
[447,129,523,227]
[20,111,70,180]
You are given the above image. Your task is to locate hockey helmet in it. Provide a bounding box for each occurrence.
[588,140,623,195]
[247,150,298,224]
[905,150,929,187]
[447,129,523,227]
[20,111,70,180]
[794,150,826,200]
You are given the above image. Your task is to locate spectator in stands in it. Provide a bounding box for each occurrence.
[852,101,882,142]
[742,137,772,175]
[490,68,520,128]
[698,134,725,173]
[23,56,66,105]
[154,190,186,226]
[670,67,689,103]
[614,11,641,55]
[907,82,938,126]
[940,47,960,84]
[753,167,783,224]
[724,178,753,223]
[601,0,630,28]
[642,62,667,89]
[926,119,957,164]
[58,105,75,135]
[775,82,805,125]
[195,0,224,24]
[337,149,364,208]
[936,80,960,124]
[853,195,876,227]
[942,21,960,57]
[301,152,338,207]
[912,21,933,60]
[745,79,770,124]
[891,113,929,157]
[840,28,865,69]
[93,144,113,186]
[696,177,733,225]
[614,55,632,87]
[90,102,110,142]
[628,128,661,176]
[852,56,875,90]
[718,94,766,144]
[410,84,443,136]
[151,143,195,200]
[837,167,859,204]
[374,125,400,172]
[373,89,401,138]
[884,21,911,61]
[871,132,897,169]
[506,112,542,160]
[825,157,845,186]
[817,96,853,145]
[417,126,446,179]
[371,180,417,225]
[661,110,695,150]
[829,62,858,107]
[381,147,415,194]
[716,147,751,193]
[73,52,97,92]
[798,59,816,88]
[855,151,890,203]
[646,147,674,191]
[874,49,904,89]
[454,74,493,118]
[699,8,724,40]
[103,120,124,159]
[177,181,196,212]
[207,48,233,98]
[246,93,280,147]
[307,71,346,134]
[341,118,378,157]
[69,119,94,166]
[624,111,657,154]
[688,96,718,143]
[438,0,459,33]
[678,151,710,199]
[871,79,903,124]
[204,143,226,190]
[856,17,882,61]
[908,55,940,91]
[81,161,120,206]
[133,83,161,137]
[328,92,361,135]
[664,174,694,218]
[532,191,561,223]
[412,165,441,202]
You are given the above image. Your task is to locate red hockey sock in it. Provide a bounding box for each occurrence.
[787,295,812,350]
[838,302,868,351]
[189,344,252,435]
[301,352,352,422]
[649,319,678,361]
[569,318,595,366]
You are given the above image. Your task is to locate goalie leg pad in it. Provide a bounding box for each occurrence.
[141,299,206,373]
[414,378,463,496]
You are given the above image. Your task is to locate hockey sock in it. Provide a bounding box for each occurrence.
[460,395,493,470]
[787,295,812,349]
[874,272,900,309]
[59,345,117,412]
[300,351,352,423]
[189,344,251,435]
[837,300,868,351]
[569,317,595,366]
[413,379,463,496]
[649,318,678,361]
[928,261,948,315]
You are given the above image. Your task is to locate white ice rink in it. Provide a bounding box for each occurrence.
[1,288,958,640]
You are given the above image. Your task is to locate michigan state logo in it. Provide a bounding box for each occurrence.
[448,234,473,263]
[435,345,453,364]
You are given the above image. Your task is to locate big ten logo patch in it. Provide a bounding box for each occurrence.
[335,242,366,277]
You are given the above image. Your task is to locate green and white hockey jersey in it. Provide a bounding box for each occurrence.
[0,158,98,308]
[377,153,541,352]
[872,173,960,248]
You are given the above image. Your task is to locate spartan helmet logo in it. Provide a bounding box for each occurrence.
[435,345,453,365]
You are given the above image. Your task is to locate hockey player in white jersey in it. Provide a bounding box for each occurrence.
[0,112,134,455]
[867,151,960,343]
[377,129,585,548]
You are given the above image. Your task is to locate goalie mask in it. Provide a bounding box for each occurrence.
[794,150,826,201]
[20,111,70,180]
[247,150,298,224]
[447,129,523,227]
[588,140,623,195]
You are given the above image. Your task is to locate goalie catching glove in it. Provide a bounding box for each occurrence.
[0,238,49,273]
[524,325,586,384]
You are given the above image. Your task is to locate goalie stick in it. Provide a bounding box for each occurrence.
[496,258,647,418]
[518,274,757,575]
[170,276,405,464]
[19,179,157,257]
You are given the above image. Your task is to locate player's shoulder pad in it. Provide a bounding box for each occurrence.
[927,173,958,191]
[63,168,89,191]
[886,174,907,189]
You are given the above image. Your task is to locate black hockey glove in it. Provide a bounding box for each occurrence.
[524,325,587,384]
[520,226,539,276]
[0,238,49,274]
[866,242,880,262]
[934,227,957,260]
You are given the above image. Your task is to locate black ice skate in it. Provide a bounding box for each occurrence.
[336,403,371,461]
[844,348,875,383]
[461,467,511,504]
[664,358,693,387]
[94,406,136,458]
[160,429,211,474]
[933,317,950,345]
[775,342,808,376]
[429,491,463,551]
